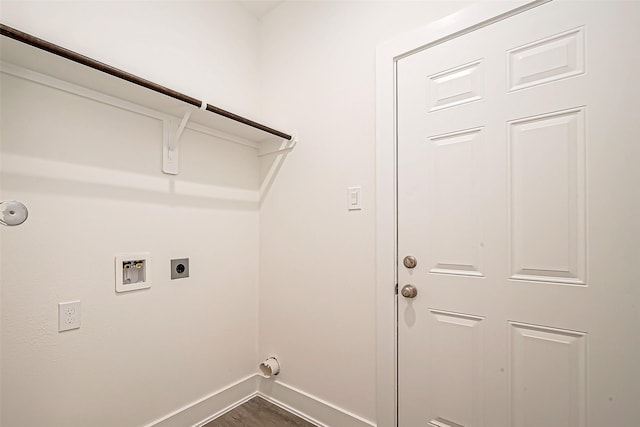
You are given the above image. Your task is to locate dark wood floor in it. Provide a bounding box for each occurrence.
[203,397,317,427]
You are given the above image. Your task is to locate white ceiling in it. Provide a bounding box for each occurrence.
[237,1,284,19]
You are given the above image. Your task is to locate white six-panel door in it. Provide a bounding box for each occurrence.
[397,2,639,426]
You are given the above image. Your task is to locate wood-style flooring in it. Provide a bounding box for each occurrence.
[203,397,317,427]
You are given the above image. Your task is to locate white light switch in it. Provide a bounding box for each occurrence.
[348,186,362,211]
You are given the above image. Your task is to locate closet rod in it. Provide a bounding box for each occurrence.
[0,23,292,141]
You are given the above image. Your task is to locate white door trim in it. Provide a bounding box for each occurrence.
[374,1,549,425]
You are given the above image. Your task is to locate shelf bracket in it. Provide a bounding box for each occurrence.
[257,134,298,157]
[163,110,192,175]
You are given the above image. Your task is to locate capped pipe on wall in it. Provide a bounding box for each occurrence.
[259,356,280,378]
[0,200,28,226]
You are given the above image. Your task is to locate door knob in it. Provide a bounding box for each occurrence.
[403,255,417,269]
[401,284,418,299]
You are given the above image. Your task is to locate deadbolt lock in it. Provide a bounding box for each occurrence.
[403,255,417,269]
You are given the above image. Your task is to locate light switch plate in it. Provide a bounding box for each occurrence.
[348,186,362,211]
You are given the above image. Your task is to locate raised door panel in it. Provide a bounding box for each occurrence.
[426,128,484,277]
[508,27,585,92]
[509,322,587,427]
[508,108,586,285]
[427,310,485,427]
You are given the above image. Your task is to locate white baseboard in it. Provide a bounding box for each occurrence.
[258,377,375,427]
[145,374,375,427]
[145,374,258,427]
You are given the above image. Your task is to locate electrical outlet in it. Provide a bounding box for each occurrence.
[58,301,81,332]
[171,258,189,280]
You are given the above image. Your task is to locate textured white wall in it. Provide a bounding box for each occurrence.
[0,1,261,426]
[257,1,470,422]
[0,0,260,118]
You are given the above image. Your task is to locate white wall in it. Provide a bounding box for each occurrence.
[0,1,261,426]
[257,1,471,422]
[0,1,482,425]
[0,0,260,118]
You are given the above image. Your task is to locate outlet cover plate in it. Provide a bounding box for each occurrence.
[171,258,189,280]
[59,301,81,332]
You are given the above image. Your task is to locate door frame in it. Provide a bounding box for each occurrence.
[374,1,548,425]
